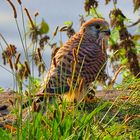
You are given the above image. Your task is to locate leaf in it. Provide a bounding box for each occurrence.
[110,27,120,42]
[121,58,128,65]
[40,19,49,34]
[0,87,4,92]
[89,7,102,18]
[0,128,12,140]
[81,102,109,127]
[132,35,140,41]
[52,120,59,140]
[64,21,73,28]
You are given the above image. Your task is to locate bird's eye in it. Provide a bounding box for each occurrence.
[95,24,100,29]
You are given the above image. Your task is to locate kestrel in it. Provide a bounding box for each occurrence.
[39,18,110,102]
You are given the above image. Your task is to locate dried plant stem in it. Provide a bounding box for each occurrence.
[104,89,137,128]
[112,0,117,9]
[69,34,84,92]
[73,57,85,93]
[20,5,28,59]
[24,8,35,29]
[53,26,59,37]
[17,0,22,5]
[0,64,14,76]
[6,0,17,18]
[111,65,125,84]
[0,40,4,51]
[0,33,9,47]
[15,19,30,65]
[92,7,100,18]
[127,18,140,27]
[0,63,16,91]
[99,76,139,126]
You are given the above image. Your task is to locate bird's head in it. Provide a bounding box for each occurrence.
[81,18,110,41]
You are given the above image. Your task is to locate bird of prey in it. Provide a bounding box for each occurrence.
[39,18,110,102]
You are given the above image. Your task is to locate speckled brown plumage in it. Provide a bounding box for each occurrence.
[40,18,110,98]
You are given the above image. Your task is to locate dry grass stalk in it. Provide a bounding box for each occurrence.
[37,48,42,62]
[24,61,31,75]
[24,8,35,29]
[111,65,125,84]
[14,53,21,70]
[53,26,59,36]
[7,0,17,18]
[72,48,78,62]
[17,0,22,5]
[34,12,39,17]
[67,77,72,87]
[78,78,84,92]
[8,59,13,70]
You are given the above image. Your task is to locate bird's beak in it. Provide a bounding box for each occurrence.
[102,29,111,36]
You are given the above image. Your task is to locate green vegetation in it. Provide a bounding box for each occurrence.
[0,0,140,139]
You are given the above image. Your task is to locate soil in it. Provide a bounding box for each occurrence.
[0,90,131,128]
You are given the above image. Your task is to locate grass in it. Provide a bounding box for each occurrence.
[1,89,140,139]
[0,1,140,140]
